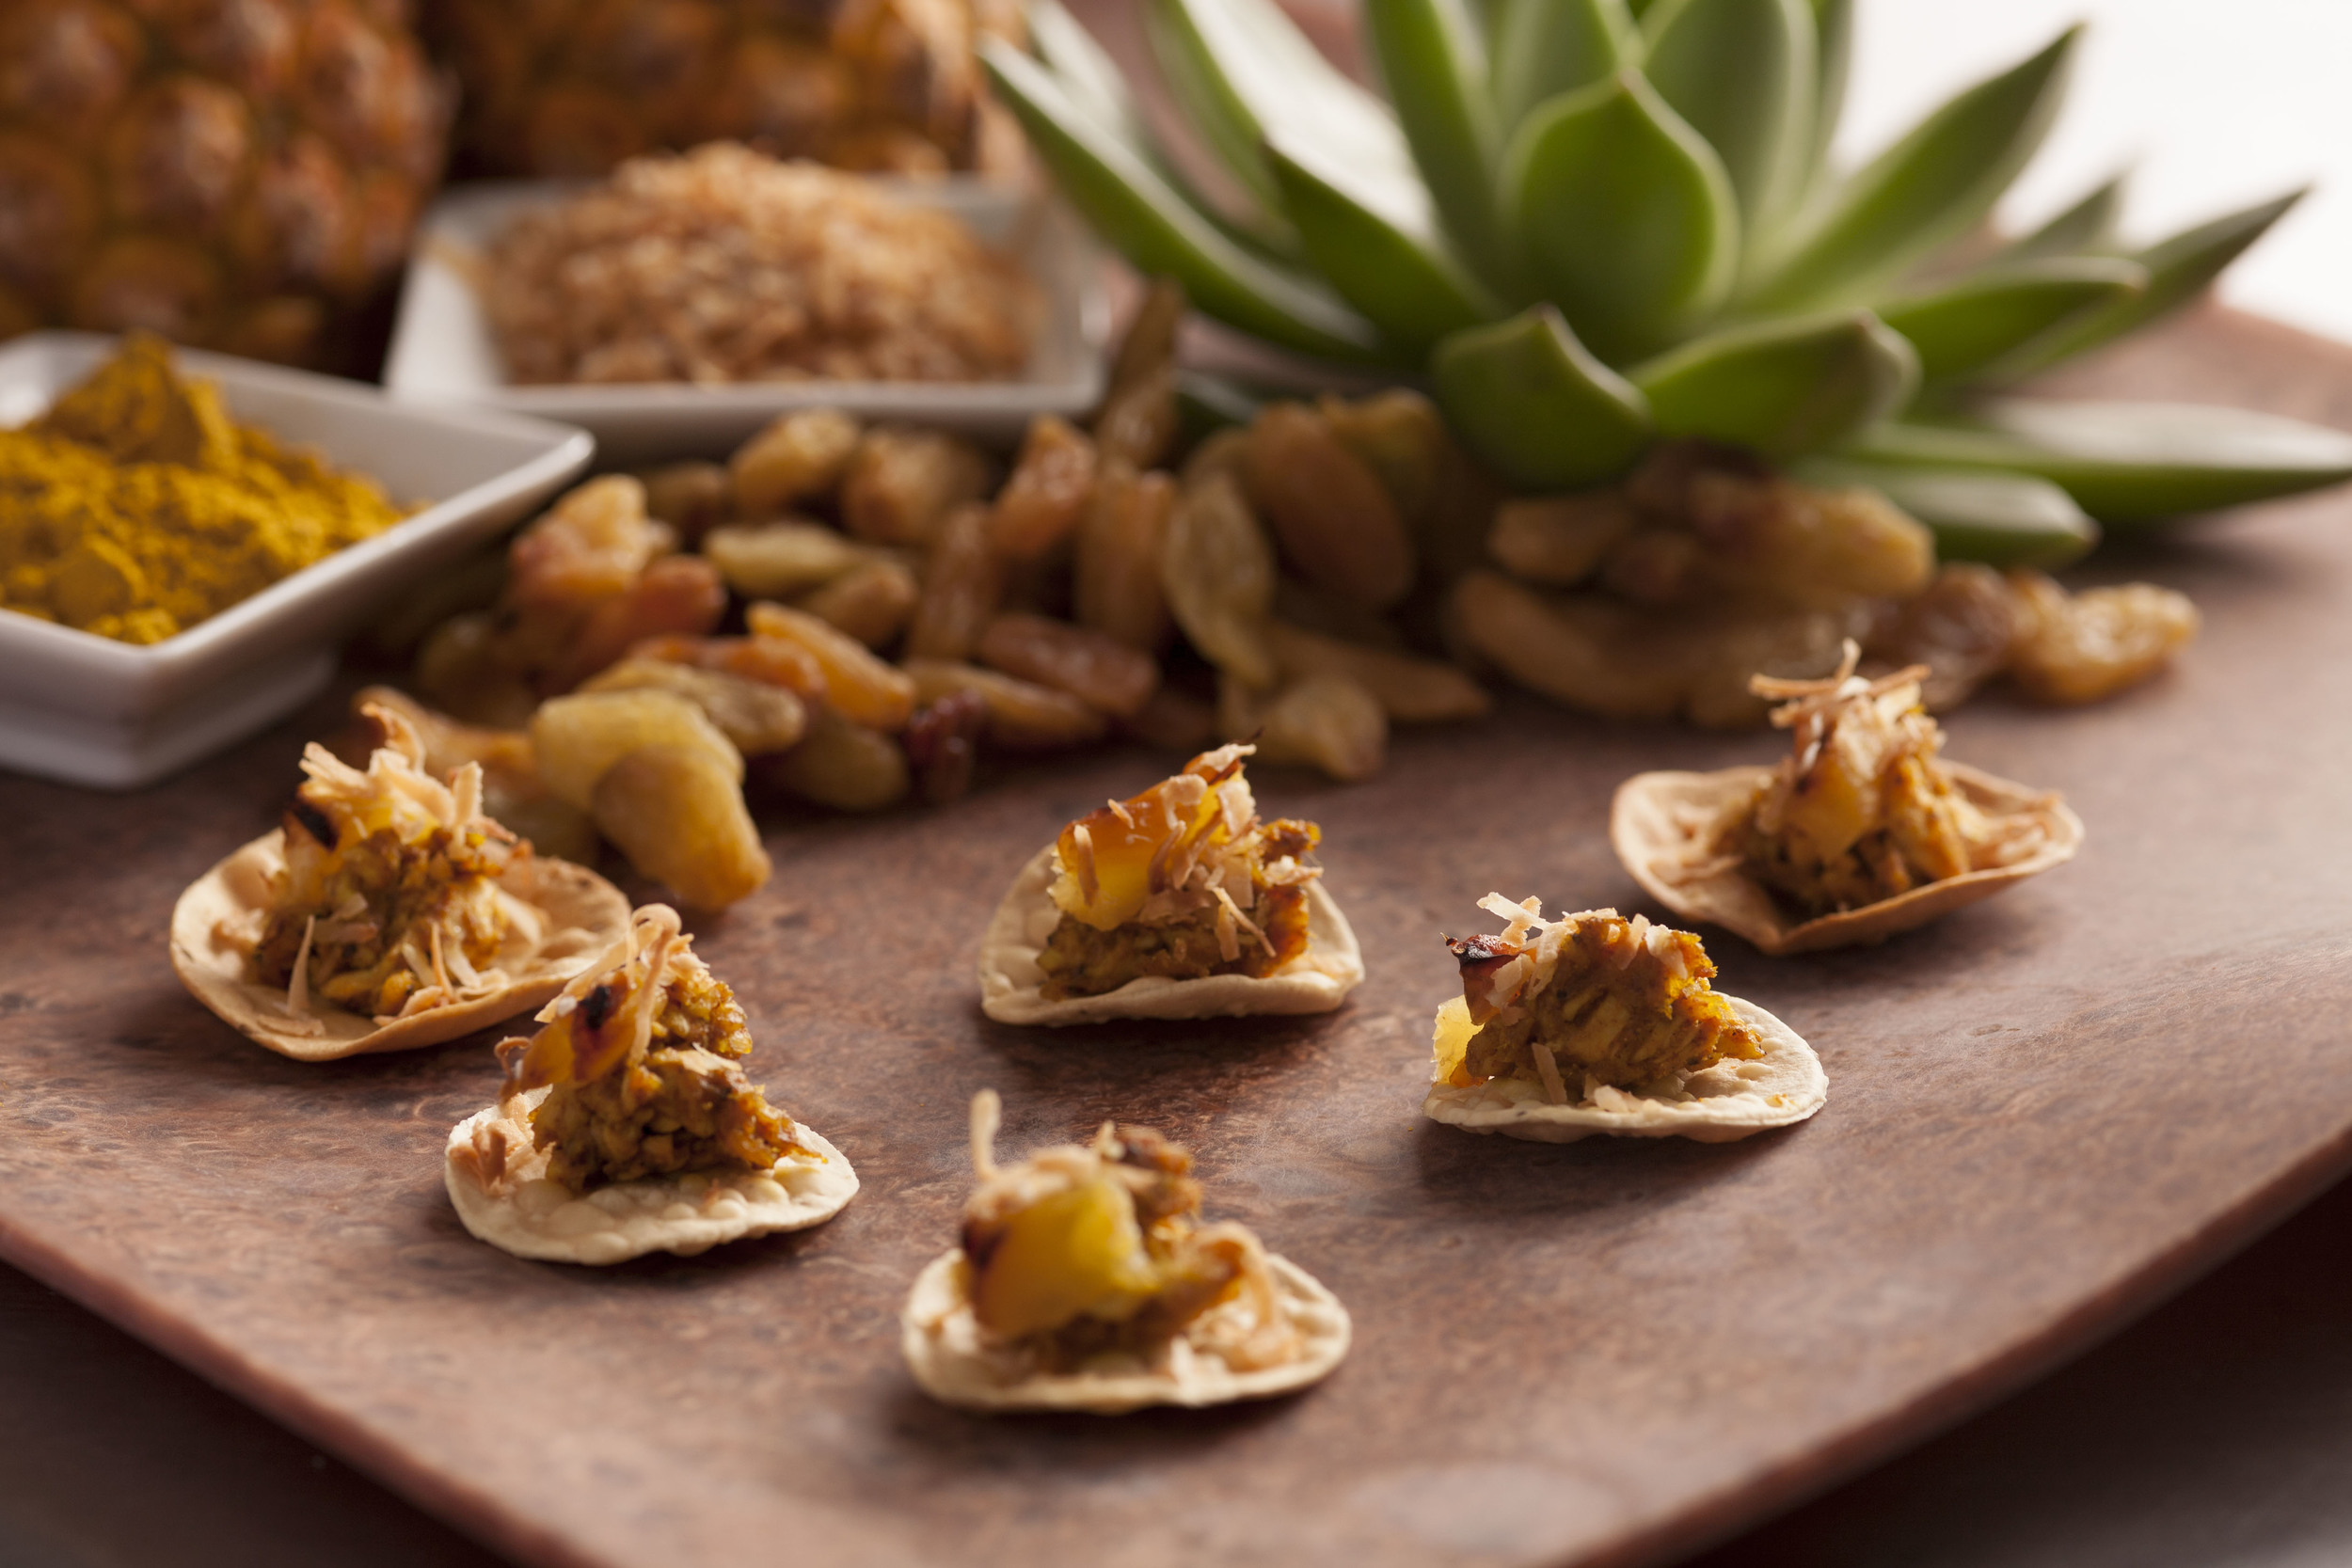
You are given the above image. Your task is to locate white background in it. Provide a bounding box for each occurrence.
[1840,0,2352,344]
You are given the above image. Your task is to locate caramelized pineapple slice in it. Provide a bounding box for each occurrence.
[970,1175,1163,1339]
[1049,745,1248,931]
[1772,730,1883,865]
[1432,995,1475,1087]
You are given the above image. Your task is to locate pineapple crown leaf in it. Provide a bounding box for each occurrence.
[998,0,2352,541]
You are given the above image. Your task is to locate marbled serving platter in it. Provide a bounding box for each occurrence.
[1,306,2348,1568]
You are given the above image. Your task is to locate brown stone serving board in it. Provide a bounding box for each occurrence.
[3,304,2351,1568]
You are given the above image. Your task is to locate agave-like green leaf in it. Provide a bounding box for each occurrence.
[1845,399,2352,524]
[1990,173,2127,266]
[1988,189,2307,381]
[1362,0,1513,291]
[1641,0,1816,235]
[1633,309,1917,457]
[1502,71,1740,363]
[1745,27,2078,312]
[1797,0,1851,201]
[1265,134,1502,353]
[1491,0,1637,139]
[1795,457,2098,567]
[1026,0,1299,260]
[1431,306,1654,488]
[980,42,1389,362]
[1146,0,1423,222]
[1027,0,1142,138]
[1881,257,2145,384]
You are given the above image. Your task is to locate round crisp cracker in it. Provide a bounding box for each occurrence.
[1422,995,1827,1145]
[899,1247,1350,1414]
[977,846,1364,1025]
[171,830,631,1061]
[443,1092,858,1265]
[1611,763,2084,957]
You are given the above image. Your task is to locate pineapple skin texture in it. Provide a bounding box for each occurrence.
[421,0,1020,179]
[0,0,451,366]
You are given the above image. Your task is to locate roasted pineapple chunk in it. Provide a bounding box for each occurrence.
[946,1093,1298,1376]
[969,1176,1162,1339]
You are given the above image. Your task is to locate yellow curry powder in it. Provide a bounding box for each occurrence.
[0,334,406,645]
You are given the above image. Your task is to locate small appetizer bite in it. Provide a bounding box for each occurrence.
[901,1091,1349,1413]
[1612,641,2083,955]
[445,905,855,1265]
[171,705,629,1061]
[1425,895,1825,1144]
[977,743,1363,1024]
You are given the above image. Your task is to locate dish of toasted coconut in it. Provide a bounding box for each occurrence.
[445,905,855,1265]
[170,705,629,1061]
[977,743,1363,1025]
[1612,642,2084,956]
[900,1091,1349,1413]
[1425,895,1825,1144]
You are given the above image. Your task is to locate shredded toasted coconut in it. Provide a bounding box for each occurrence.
[1725,639,2036,918]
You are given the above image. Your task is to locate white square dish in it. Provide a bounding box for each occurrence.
[383,179,1112,466]
[0,333,595,790]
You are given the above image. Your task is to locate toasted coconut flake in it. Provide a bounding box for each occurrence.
[970,1088,1001,1178]
[1529,1040,1567,1104]
[281,914,319,1025]
[172,833,630,1061]
[1611,763,2083,956]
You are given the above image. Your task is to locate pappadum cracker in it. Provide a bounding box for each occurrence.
[172,832,629,1061]
[1611,763,2083,956]
[900,1247,1350,1413]
[444,1087,858,1265]
[1423,995,1826,1144]
[977,846,1364,1025]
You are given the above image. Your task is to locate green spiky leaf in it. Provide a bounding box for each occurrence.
[1362,0,1512,290]
[1146,0,1422,220]
[1796,457,2098,567]
[1265,134,1502,353]
[1027,0,1143,138]
[1026,0,1297,259]
[1991,174,2127,266]
[1989,189,2307,379]
[1881,257,2145,383]
[1844,399,2352,524]
[1491,0,1636,137]
[1641,0,1816,233]
[1633,309,1917,457]
[1799,0,1851,201]
[1432,306,1654,487]
[1502,71,1740,363]
[981,42,1387,362]
[1746,27,2078,311]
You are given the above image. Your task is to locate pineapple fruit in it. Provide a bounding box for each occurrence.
[0,0,451,367]
[420,0,1024,179]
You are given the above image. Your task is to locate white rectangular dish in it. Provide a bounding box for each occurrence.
[0,333,594,790]
[383,179,1111,466]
